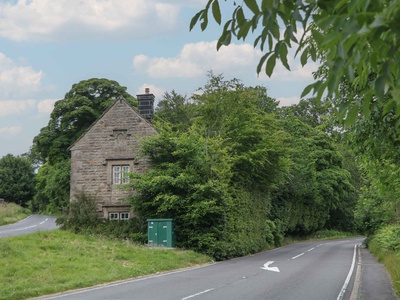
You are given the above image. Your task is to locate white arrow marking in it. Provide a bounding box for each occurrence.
[261,261,280,273]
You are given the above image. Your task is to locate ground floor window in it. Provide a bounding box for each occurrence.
[109,212,119,220]
[120,212,129,221]
[108,212,130,221]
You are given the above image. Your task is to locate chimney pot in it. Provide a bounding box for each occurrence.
[145,88,150,94]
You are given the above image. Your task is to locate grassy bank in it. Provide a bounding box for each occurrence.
[0,230,211,300]
[0,202,31,226]
[367,225,400,297]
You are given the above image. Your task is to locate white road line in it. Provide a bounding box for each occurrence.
[337,244,358,300]
[350,245,362,300]
[40,218,49,225]
[16,225,37,231]
[181,288,215,300]
[292,246,317,260]
[292,252,305,260]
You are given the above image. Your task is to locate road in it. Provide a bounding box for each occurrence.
[33,237,397,300]
[0,214,58,238]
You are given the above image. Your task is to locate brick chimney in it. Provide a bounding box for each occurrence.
[136,88,154,120]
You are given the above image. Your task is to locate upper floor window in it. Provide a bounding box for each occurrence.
[113,165,130,184]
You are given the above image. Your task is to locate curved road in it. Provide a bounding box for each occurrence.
[34,237,398,300]
[0,215,58,238]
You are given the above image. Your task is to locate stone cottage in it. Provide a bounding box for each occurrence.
[69,89,157,220]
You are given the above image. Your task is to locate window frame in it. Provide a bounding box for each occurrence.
[120,212,130,221]
[109,212,119,220]
[106,159,134,186]
[108,212,130,221]
[112,165,130,184]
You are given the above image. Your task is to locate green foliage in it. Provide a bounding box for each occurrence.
[280,97,335,134]
[56,193,99,232]
[0,202,31,226]
[191,0,400,125]
[369,224,400,253]
[368,225,400,297]
[30,160,70,213]
[30,78,135,213]
[271,119,357,234]
[131,127,231,256]
[355,160,400,235]
[57,193,146,242]
[0,154,35,206]
[155,90,197,132]
[131,74,289,260]
[31,78,136,164]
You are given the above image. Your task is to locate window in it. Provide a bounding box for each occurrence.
[109,213,119,220]
[108,212,130,221]
[113,165,130,184]
[120,212,129,221]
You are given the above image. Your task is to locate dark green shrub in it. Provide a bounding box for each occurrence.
[56,193,98,232]
[57,193,146,242]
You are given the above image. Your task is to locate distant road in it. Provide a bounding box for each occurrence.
[0,215,58,238]
[35,237,397,300]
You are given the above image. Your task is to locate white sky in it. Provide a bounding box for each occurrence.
[0,0,318,158]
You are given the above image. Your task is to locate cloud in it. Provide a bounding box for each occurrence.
[0,126,23,136]
[0,53,44,98]
[277,96,301,107]
[0,100,37,116]
[0,0,180,41]
[37,99,56,114]
[133,41,262,78]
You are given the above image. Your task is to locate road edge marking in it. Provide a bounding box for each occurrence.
[350,244,362,300]
[337,244,358,300]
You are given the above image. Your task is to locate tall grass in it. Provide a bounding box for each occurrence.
[0,230,211,300]
[0,202,31,226]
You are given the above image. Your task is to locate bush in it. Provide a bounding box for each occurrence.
[56,193,98,232]
[57,193,146,242]
[369,224,400,252]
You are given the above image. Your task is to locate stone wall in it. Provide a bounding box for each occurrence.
[69,98,157,218]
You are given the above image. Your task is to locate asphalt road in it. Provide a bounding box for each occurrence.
[0,214,58,238]
[33,237,397,300]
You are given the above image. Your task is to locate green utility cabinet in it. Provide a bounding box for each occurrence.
[147,219,175,248]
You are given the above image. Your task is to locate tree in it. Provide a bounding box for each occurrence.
[131,74,290,259]
[272,118,357,234]
[155,90,197,132]
[30,160,70,213]
[280,97,333,130]
[191,0,400,124]
[31,78,136,164]
[356,160,400,235]
[0,154,35,206]
[30,78,135,213]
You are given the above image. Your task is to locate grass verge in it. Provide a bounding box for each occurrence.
[0,203,31,226]
[282,229,361,245]
[0,230,211,300]
[367,225,400,298]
